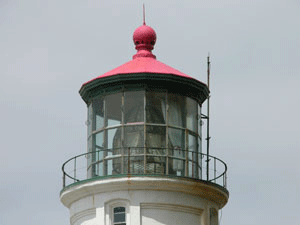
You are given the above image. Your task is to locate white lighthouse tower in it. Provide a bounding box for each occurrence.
[60,20,228,225]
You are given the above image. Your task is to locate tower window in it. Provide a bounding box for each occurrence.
[113,207,126,225]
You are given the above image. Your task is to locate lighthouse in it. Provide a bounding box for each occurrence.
[60,20,228,225]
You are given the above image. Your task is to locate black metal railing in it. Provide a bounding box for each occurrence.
[62,148,227,189]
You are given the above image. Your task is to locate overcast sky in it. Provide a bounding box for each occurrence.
[1,0,299,224]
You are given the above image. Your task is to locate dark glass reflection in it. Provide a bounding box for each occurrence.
[146,92,166,124]
[146,126,166,174]
[114,213,125,223]
[188,134,198,178]
[168,94,186,127]
[107,128,121,175]
[114,207,125,213]
[87,104,93,136]
[168,128,185,176]
[186,97,198,132]
[106,93,122,127]
[112,126,144,174]
[124,91,144,124]
[114,207,126,223]
[124,126,144,174]
[87,136,93,177]
[93,96,104,130]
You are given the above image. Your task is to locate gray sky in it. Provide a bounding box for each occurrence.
[1,0,299,224]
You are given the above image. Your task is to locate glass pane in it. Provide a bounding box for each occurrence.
[95,132,104,149]
[168,128,185,150]
[105,128,120,176]
[106,93,122,127]
[188,134,197,153]
[127,146,144,155]
[171,146,185,176]
[107,128,120,151]
[107,159,112,176]
[186,97,198,132]
[124,91,144,124]
[146,92,166,124]
[88,135,93,153]
[87,136,93,178]
[188,161,193,178]
[129,156,144,174]
[146,156,166,174]
[168,128,185,175]
[93,96,104,130]
[123,126,144,174]
[146,126,166,174]
[123,148,144,175]
[188,134,198,178]
[114,213,125,223]
[114,207,125,213]
[112,156,122,175]
[198,137,203,179]
[87,166,93,179]
[104,128,122,174]
[124,126,144,148]
[95,132,104,160]
[87,104,93,136]
[198,105,202,146]
[167,93,186,127]
[146,126,166,149]
[96,162,103,176]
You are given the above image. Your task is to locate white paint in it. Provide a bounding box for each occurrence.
[141,203,202,225]
[61,177,226,225]
[142,208,199,225]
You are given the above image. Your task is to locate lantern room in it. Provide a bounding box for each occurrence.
[85,88,205,178]
[79,24,210,180]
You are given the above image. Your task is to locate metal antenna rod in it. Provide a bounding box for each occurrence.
[143,4,146,25]
[206,53,211,181]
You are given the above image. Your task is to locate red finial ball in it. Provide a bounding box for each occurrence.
[133,25,156,50]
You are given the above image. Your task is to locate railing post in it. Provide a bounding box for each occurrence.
[74,157,77,183]
[97,150,100,175]
[198,153,202,180]
[214,157,216,183]
[166,147,169,175]
[185,149,188,177]
[128,147,130,175]
[121,147,124,174]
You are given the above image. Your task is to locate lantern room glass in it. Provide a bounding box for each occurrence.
[87,90,202,179]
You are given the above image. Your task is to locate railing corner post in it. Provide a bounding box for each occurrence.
[63,173,65,188]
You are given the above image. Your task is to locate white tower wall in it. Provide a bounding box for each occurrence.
[61,177,227,225]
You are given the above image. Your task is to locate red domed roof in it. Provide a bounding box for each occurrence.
[82,23,200,86]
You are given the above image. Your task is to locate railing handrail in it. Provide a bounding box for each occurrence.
[62,147,227,189]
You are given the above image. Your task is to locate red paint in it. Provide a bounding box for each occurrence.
[82,24,198,86]
[133,24,156,52]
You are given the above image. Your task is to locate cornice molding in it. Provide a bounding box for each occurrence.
[70,208,96,225]
[79,73,209,105]
[61,176,228,209]
[141,203,203,216]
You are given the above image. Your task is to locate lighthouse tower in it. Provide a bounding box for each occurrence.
[60,21,228,225]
